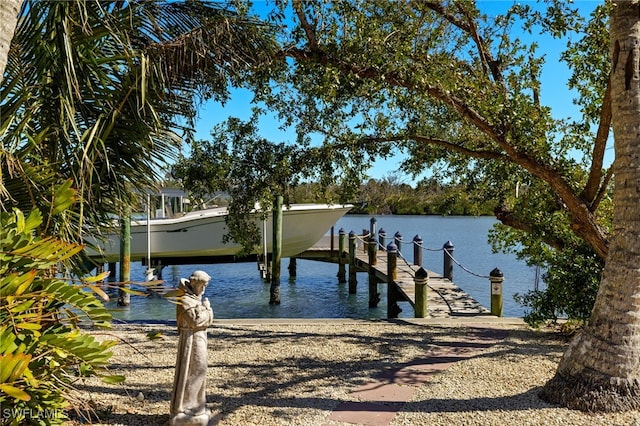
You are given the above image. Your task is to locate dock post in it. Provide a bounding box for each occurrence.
[368,236,380,307]
[369,218,378,264]
[118,213,131,307]
[378,228,386,251]
[443,241,454,281]
[489,268,504,317]
[337,228,347,283]
[414,267,429,318]
[394,231,402,254]
[386,242,401,318]
[269,195,283,305]
[288,257,297,281]
[108,262,117,281]
[413,235,423,266]
[348,231,357,294]
[362,229,368,253]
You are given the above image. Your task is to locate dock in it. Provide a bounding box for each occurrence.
[298,233,497,319]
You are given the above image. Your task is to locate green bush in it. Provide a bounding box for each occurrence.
[0,208,120,425]
[514,244,603,327]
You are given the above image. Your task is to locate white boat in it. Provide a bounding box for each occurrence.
[85,203,352,264]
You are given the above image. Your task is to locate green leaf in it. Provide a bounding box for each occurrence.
[0,384,31,401]
[50,180,76,216]
[100,374,126,384]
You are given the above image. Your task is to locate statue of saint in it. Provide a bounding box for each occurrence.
[170,270,214,425]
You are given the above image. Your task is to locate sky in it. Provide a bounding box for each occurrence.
[190,0,607,184]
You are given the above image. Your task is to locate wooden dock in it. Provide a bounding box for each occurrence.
[298,235,491,318]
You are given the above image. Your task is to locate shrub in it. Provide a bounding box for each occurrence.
[0,208,120,425]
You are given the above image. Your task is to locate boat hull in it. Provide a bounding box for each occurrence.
[86,204,352,263]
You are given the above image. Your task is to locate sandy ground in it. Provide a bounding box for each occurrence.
[70,318,640,426]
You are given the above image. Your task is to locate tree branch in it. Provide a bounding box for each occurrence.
[362,134,509,162]
[292,0,318,48]
[494,204,565,251]
[581,74,612,208]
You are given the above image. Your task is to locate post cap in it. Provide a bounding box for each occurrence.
[443,240,454,250]
[349,230,356,237]
[415,267,428,280]
[339,228,346,235]
[386,242,398,253]
[370,217,377,224]
[413,234,422,242]
[490,267,503,277]
[379,228,386,235]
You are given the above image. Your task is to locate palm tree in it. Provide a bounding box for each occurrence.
[1,0,275,243]
[0,0,21,83]
[540,0,640,411]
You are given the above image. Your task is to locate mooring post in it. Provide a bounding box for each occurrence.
[348,230,357,294]
[288,257,297,281]
[489,267,504,317]
[369,218,378,264]
[337,228,347,283]
[368,236,380,307]
[269,195,283,305]
[378,228,386,251]
[108,262,117,281]
[118,213,131,307]
[394,231,402,254]
[386,242,401,318]
[443,240,454,281]
[414,267,429,318]
[362,229,368,253]
[413,234,423,266]
[330,226,335,256]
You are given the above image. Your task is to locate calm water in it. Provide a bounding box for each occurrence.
[104,215,539,321]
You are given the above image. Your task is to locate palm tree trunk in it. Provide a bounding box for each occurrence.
[540,0,640,412]
[0,0,22,84]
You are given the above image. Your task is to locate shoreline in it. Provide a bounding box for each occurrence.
[72,319,639,426]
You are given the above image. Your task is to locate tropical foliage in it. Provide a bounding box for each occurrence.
[240,0,613,325]
[1,0,275,249]
[0,197,117,425]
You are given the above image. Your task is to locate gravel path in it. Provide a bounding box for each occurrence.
[71,319,640,426]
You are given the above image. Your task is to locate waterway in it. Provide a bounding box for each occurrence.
[104,215,540,321]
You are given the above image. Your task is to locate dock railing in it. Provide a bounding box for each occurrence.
[350,224,504,318]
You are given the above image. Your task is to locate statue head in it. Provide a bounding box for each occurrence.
[180,270,211,297]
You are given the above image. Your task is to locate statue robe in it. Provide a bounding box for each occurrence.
[170,290,214,419]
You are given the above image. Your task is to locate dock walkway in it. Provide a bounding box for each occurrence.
[299,235,491,318]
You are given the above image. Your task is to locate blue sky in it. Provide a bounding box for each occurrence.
[191,0,607,183]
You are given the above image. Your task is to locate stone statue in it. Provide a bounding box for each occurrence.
[170,270,214,426]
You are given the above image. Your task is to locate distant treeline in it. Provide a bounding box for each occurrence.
[287,176,497,216]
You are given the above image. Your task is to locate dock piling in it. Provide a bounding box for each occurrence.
[337,228,347,283]
[443,241,454,281]
[386,242,401,318]
[394,231,402,253]
[414,267,429,318]
[378,228,386,251]
[118,213,131,307]
[413,235,423,266]
[369,218,378,265]
[490,268,504,317]
[348,231,357,294]
[269,195,283,305]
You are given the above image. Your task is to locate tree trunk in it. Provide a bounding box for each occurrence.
[540,1,640,412]
[0,0,22,85]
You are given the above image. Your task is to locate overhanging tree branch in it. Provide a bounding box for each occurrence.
[581,74,612,208]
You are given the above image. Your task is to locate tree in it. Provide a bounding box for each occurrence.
[539,0,640,411]
[173,117,306,254]
[257,0,611,259]
[244,0,637,410]
[1,0,275,248]
[0,0,21,84]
